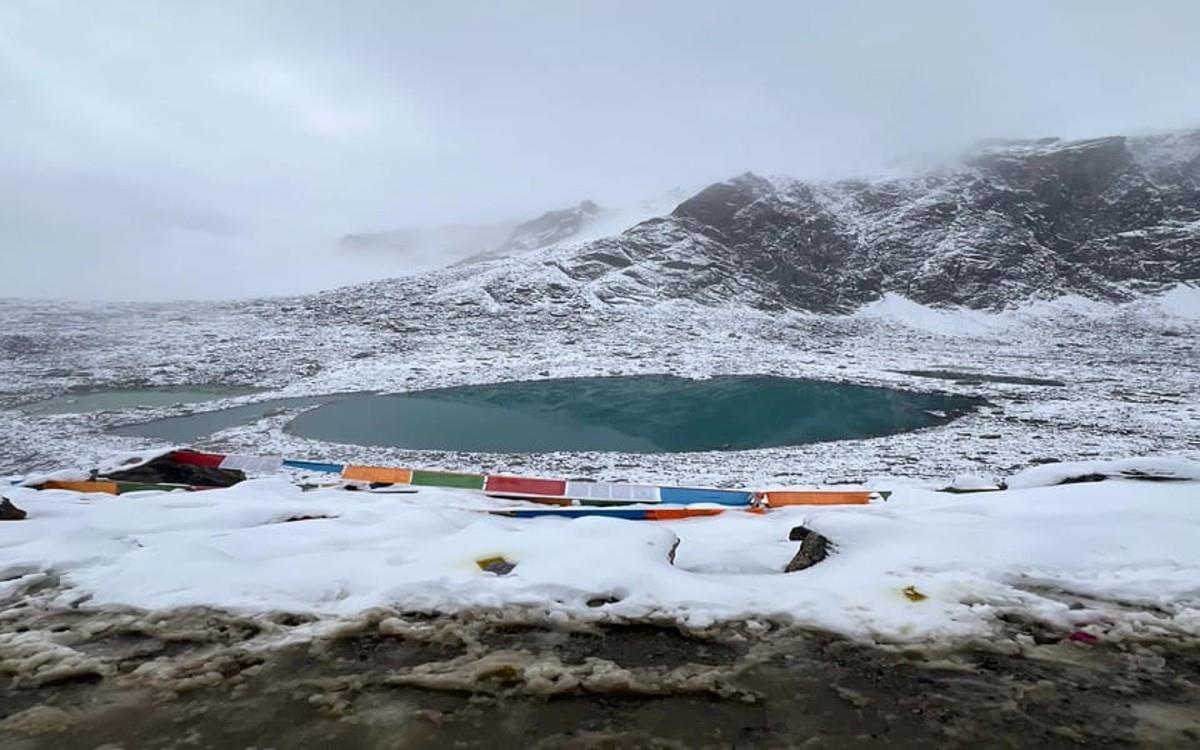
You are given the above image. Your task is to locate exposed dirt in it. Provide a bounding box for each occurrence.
[2,602,1200,749]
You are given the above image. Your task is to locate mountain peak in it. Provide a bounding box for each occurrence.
[671,173,775,231]
[487,199,604,257]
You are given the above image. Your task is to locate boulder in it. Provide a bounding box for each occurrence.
[785,526,830,572]
[104,454,245,487]
[0,497,27,520]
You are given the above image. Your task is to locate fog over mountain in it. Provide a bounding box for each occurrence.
[1,0,1198,300]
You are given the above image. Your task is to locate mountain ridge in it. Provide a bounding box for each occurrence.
[327,129,1200,315]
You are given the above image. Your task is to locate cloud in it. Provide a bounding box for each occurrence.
[1,0,1198,300]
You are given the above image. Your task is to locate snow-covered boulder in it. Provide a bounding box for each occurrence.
[1007,457,1200,489]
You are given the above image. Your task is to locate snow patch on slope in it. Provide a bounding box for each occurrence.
[854,293,1009,335]
[856,286,1200,335]
[1153,283,1200,319]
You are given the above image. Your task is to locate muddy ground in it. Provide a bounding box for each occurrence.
[2,599,1199,749]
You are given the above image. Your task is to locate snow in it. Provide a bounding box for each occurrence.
[2,474,1198,643]
[1006,456,1200,490]
[854,293,1005,335]
[1153,282,1200,320]
[15,468,91,487]
[946,474,1000,491]
[854,290,1149,334]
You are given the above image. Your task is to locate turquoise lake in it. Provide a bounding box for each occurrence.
[284,376,980,453]
[102,376,981,451]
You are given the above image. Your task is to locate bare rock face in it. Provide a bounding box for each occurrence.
[0,497,27,520]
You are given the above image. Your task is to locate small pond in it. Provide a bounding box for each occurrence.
[24,386,263,415]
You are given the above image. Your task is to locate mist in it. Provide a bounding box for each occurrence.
[2,0,1198,301]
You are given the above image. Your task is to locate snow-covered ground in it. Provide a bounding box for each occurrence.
[0,283,1196,488]
[0,277,1198,640]
[2,463,1198,644]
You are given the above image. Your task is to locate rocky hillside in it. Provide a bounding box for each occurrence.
[410,130,1197,314]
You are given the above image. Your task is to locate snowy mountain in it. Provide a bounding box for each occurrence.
[343,190,694,273]
[339,200,607,271]
[390,130,1199,313]
[458,200,605,265]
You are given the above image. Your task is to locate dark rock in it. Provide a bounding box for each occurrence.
[785,526,831,572]
[788,526,814,542]
[104,454,245,488]
[586,595,622,608]
[1055,473,1109,485]
[1117,469,1193,482]
[897,369,1066,387]
[1,497,27,520]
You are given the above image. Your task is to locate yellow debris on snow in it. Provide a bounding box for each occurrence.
[476,556,516,575]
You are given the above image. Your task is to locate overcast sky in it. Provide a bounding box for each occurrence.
[2,0,1198,301]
